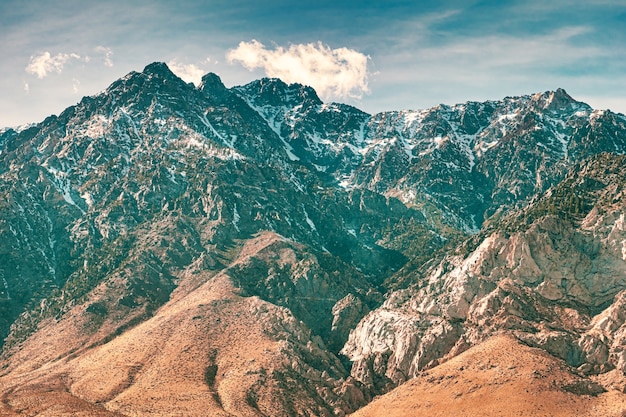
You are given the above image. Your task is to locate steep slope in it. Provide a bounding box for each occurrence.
[343,153,626,394]
[0,62,419,349]
[350,335,623,417]
[349,89,626,233]
[1,232,370,416]
[0,63,421,416]
[232,78,370,176]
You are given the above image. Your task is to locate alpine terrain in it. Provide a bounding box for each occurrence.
[1,62,626,416]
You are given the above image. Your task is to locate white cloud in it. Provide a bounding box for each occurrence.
[167,60,206,86]
[23,82,30,94]
[227,40,370,100]
[25,51,82,78]
[95,46,114,67]
[72,78,80,94]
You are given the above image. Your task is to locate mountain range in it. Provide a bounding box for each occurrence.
[1,62,626,416]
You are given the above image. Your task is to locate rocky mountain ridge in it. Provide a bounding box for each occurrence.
[1,62,626,416]
[343,153,626,392]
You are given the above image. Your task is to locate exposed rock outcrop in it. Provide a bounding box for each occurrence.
[343,154,626,392]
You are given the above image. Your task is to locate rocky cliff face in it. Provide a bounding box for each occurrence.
[343,153,626,392]
[1,62,626,416]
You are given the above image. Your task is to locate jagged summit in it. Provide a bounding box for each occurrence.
[142,61,178,78]
[136,62,191,91]
[237,77,323,108]
[530,87,590,112]
[199,72,227,95]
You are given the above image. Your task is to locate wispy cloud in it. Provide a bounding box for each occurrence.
[382,25,605,86]
[227,40,370,100]
[437,26,595,67]
[166,60,206,86]
[95,46,114,67]
[507,0,626,15]
[72,78,80,94]
[25,51,83,78]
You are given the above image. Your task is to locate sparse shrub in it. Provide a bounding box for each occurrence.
[204,364,218,386]
[86,301,108,316]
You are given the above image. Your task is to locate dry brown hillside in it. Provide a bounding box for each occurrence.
[350,334,626,417]
[0,232,364,416]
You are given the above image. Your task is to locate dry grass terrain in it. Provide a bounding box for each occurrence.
[350,334,626,417]
[0,272,277,416]
[0,233,350,416]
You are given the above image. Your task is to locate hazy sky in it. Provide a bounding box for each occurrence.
[1,0,625,127]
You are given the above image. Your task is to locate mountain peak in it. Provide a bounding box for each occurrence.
[141,61,181,82]
[549,87,575,105]
[531,87,589,112]
[240,77,323,108]
[199,72,227,95]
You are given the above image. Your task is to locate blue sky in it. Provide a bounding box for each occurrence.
[1,0,625,127]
